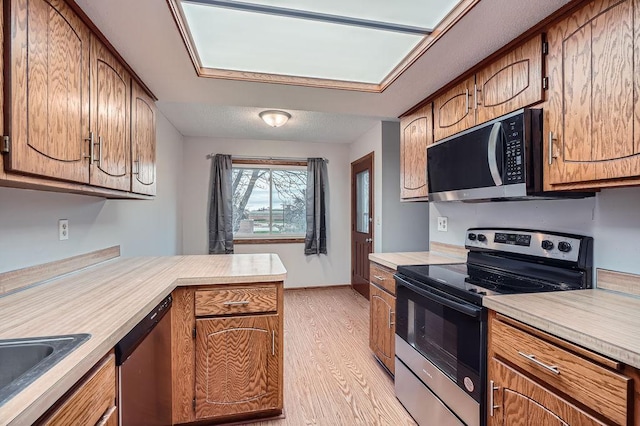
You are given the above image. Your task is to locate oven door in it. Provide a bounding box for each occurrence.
[395,274,485,403]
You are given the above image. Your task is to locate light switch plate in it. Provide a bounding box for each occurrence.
[59,219,69,240]
[437,216,448,232]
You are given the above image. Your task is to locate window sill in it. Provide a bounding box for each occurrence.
[234,238,305,245]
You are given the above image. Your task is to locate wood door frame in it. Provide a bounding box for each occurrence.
[351,152,374,299]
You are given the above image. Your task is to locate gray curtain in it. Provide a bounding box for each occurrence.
[209,154,234,254]
[305,158,328,255]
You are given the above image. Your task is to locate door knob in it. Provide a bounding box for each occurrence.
[365,238,372,243]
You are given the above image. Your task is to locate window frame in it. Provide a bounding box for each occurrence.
[231,159,307,244]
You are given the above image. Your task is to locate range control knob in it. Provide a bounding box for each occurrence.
[468,233,477,241]
[541,240,554,250]
[558,241,572,253]
[477,234,487,242]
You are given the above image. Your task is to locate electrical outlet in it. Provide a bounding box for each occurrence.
[437,216,448,232]
[59,219,69,240]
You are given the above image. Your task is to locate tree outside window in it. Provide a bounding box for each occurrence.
[232,166,306,238]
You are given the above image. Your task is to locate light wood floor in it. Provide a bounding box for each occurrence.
[254,286,416,426]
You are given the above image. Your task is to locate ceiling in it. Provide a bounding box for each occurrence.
[75,0,571,143]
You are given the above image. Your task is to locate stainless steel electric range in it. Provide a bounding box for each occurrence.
[393,228,593,426]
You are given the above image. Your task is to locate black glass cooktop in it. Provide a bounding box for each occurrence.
[396,261,583,304]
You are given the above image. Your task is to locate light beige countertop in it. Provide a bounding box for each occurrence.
[484,289,640,370]
[368,251,465,270]
[0,254,287,426]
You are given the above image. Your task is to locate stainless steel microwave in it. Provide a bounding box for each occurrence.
[427,108,592,202]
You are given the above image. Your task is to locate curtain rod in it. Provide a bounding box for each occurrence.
[207,154,329,164]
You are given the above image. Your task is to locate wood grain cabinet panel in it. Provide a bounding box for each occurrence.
[369,262,395,294]
[545,0,640,188]
[433,76,476,141]
[6,0,91,183]
[477,34,544,124]
[400,104,432,200]
[90,36,131,191]
[369,283,395,375]
[195,285,277,316]
[131,81,157,195]
[195,315,280,419]
[38,353,116,426]
[489,358,605,426]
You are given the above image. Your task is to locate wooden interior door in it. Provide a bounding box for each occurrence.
[369,284,395,374]
[90,36,131,191]
[6,0,91,183]
[194,315,279,420]
[546,0,640,186]
[476,34,544,124]
[433,76,476,141]
[351,153,374,299]
[400,104,432,200]
[131,81,157,195]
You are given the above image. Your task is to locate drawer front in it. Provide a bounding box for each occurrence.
[195,286,277,316]
[491,317,630,425]
[370,262,395,295]
[41,353,116,426]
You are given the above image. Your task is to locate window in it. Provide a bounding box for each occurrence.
[232,165,307,240]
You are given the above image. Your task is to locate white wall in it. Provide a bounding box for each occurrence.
[429,187,640,277]
[181,137,351,288]
[0,112,185,273]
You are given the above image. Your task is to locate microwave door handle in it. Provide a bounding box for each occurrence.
[396,276,482,319]
[488,122,504,186]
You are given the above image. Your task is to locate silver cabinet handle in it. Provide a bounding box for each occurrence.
[388,310,394,328]
[465,88,470,114]
[373,275,385,281]
[133,158,140,175]
[518,351,560,375]
[84,132,94,165]
[95,135,103,165]
[222,300,250,306]
[548,131,555,165]
[490,380,499,416]
[272,330,275,356]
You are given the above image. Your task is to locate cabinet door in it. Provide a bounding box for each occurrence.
[195,315,280,420]
[433,76,476,141]
[476,34,544,124]
[488,358,605,426]
[131,81,157,195]
[6,0,91,183]
[369,284,395,375]
[546,0,640,186]
[90,36,131,191]
[400,104,432,200]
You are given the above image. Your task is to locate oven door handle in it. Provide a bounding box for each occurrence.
[397,276,482,319]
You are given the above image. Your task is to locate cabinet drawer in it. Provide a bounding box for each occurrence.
[491,317,630,425]
[370,263,395,295]
[195,286,277,316]
[40,353,116,426]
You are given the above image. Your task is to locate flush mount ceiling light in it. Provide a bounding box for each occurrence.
[259,110,291,127]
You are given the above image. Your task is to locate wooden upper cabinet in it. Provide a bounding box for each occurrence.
[194,315,281,420]
[546,0,640,188]
[6,0,91,183]
[476,34,544,124]
[90,37,131,191]
[400,104,432,200]
[433,76,475,141]
[131,81,157,195]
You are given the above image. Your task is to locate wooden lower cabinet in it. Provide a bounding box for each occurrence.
[369,283,395,375]
[488,358,605,426]
[37,352,116,426]
[488,312,631,425]
[172,283,284,425]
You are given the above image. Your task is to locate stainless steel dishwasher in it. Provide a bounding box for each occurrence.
[115,294,172,426]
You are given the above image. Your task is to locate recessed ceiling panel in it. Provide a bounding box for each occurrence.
[181,2,424,83]
[246,0,462,29]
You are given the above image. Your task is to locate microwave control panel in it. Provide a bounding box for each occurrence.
[503,115,524,184]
